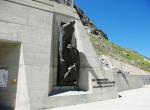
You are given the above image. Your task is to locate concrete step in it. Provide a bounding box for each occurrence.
[49,86,80,96]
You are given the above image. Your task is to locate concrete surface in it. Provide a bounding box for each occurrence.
[47,85,150,110]
[114,74,150,92]
[15,45,30,110]
[0,0,117,109]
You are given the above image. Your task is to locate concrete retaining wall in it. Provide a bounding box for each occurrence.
[114,74,150,92]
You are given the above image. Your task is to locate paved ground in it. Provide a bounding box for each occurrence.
[48,85,150,110]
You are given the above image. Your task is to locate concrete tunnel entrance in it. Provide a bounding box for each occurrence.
[0,40,20,110]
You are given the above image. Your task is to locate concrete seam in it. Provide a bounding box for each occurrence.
[32,0,54,7]
[3,0,80,20]
[0,19,51,31]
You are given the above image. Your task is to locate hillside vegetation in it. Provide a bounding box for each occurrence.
[89,33,150,72]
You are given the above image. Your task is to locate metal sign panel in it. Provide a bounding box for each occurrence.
[0,69,8,87]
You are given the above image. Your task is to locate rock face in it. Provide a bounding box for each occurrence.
[98,56,112,70]
[74,5,108,40]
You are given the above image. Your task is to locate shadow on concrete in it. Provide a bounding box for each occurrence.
[79,52,99,80]
[0,41,21,109]
[116,69,129,86]
[49,51,101,96]
[121,73,129,86]
[0,105,14,110]
[49,86,81,96]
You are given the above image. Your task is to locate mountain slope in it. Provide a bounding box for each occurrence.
[89,33,150,72]
[74,5,150,73]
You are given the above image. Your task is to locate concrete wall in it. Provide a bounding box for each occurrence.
[143,75,150,85]
[43,12,118,108]
[75,19,117,93]
[0,0,118,109]
[0,0,53,109]
[45,17,118,109]
[114,74,150,92]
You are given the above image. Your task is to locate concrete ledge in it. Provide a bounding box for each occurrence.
[4,0,79,19]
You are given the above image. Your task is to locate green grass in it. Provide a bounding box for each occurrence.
[89,33,150,72]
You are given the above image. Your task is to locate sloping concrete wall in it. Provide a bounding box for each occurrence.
[15,45,31,110]
[114,74,150,92]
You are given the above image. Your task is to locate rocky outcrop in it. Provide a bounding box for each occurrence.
[99,55,150,75]
[98,56,112,69]
[74,5,108,40]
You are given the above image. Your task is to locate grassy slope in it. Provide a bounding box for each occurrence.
[89,33,150,72]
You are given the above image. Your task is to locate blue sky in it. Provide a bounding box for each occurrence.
[75,0,150,58]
